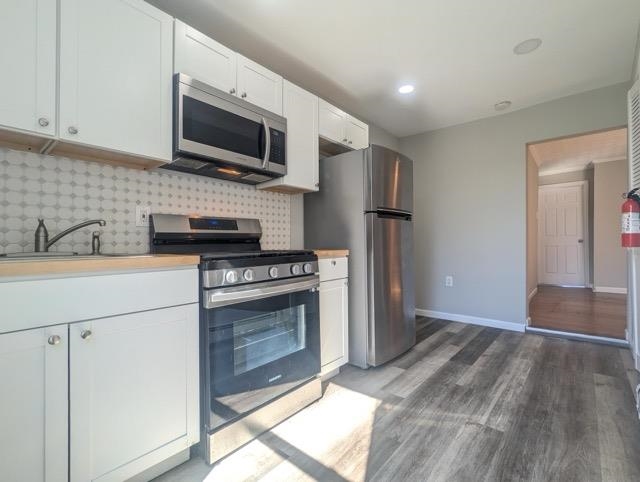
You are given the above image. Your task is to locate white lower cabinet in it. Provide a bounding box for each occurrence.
[0,326,68,482]
[0,268,199,482]
[70,304,199,482]
[318,257,349,376]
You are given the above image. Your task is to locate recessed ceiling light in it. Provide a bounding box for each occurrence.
[494,100,512,111]
[398,84,414,94]
[513,38,542,55]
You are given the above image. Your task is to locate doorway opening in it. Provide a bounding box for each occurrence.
[526,127,628,340]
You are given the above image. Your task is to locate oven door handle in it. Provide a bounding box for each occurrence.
[205,276,319,308]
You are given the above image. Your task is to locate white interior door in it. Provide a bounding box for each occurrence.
[538,182,587,286]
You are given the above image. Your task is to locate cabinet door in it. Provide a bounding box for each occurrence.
[0,326,68,482]
[346,115,369,150]
[0,0,56,137]
[259,80,319,192]
[236,54,283,115]
[70,304,199,482]
[318,99,347,145]
[319,278,349,371]
[174,20,237,95]
[59,0,173,161]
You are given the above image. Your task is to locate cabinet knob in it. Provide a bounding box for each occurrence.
[229,88,236,94]
[38,117,50,127]
[342,138,348,142]
[68,126,78,135]
[80,329,92,340]
[331,260,337,266]
[241,92,247,98]
[348,140,353,145]
[315,182,319,187]
[48,335,61,346]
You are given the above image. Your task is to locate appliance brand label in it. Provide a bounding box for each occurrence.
[268,374,282,383]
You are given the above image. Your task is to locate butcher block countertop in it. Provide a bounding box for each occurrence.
[0,254,201,278]
[313,249,350,259]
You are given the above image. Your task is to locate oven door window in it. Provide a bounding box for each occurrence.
[206,287,319,430]
[182,95,265,159]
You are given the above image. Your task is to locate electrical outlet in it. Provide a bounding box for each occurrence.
[445,275,453,287]
[135,205,151,227]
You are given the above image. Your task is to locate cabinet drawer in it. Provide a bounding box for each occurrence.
[318,257,348,282]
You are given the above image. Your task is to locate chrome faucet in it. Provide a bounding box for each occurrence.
[34,218,107,252]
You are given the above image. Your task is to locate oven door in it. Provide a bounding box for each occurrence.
[203,276,320,431]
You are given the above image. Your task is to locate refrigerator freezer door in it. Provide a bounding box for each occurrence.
[366,212,416,366]
[366,145,414,213]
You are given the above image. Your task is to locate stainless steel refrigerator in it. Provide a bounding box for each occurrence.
[304,144,416,368]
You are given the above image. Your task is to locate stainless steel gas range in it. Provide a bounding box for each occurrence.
[150,214,321,464]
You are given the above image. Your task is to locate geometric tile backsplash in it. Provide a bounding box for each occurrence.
[0,148,291,255]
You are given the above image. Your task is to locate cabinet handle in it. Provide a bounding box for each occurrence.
[229,88,236,94]
[38,117,50,127]
[48,335,61,346]
[80,329,92,340]
[68,126,78,135]
[241,92,247,98]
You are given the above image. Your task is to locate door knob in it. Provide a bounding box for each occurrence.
[80,329,92,340]
[48,335,61,345]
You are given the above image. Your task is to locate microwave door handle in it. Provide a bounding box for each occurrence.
[261,117,271,169]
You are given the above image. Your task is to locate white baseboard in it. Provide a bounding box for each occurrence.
[527,288,538,302]
[416,309,526,333]
[593,286,627,294]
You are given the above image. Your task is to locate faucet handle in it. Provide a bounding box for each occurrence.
[91,231,101,255]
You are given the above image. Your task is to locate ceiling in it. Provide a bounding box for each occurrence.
[148,0,640,137]
[529,128,627,175]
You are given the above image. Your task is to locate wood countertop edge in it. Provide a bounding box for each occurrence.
[0,254,201,278]
[313,249,350,259]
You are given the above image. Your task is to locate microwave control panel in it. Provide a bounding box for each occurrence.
[269,129,286,165]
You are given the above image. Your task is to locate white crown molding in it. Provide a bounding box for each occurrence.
[415,308,525,332]
[538,165,589,177]
[591,156,627,164]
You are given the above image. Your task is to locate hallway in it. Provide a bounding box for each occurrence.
[529,285,626,339]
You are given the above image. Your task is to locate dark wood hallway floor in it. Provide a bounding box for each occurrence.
[156,317,640,481]
[529,285,627,339]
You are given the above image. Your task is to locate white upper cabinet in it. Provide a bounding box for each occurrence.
[259,80,318,193]
[0,326,68,482]
[58,0,173,161]
[319,99,369,150]
[346,115,369,150]
[174,20,237,94]
[174,21,282,115]
[236,55,283,115]
[319,99,348,144]
[0,0,56,137]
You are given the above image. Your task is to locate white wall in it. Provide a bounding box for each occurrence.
[594,159,628,290]
[399,82,629,327]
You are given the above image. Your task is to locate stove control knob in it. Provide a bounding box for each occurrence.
[268,266,279,278]
[225,270,239,284]
[290,264,301,275]
[303,263,313,274]
[243,269,254,281]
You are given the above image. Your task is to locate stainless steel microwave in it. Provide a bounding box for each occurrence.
[163,74,286,184]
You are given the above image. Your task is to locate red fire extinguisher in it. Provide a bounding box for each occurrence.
[622,188,640,247]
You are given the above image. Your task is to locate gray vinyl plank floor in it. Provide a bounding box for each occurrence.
[154,318,640,482]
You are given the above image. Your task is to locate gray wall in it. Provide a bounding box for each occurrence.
[538,168,595,286]
[594,159,628,289]
[399,82,629,326]
[290,124,400,249]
